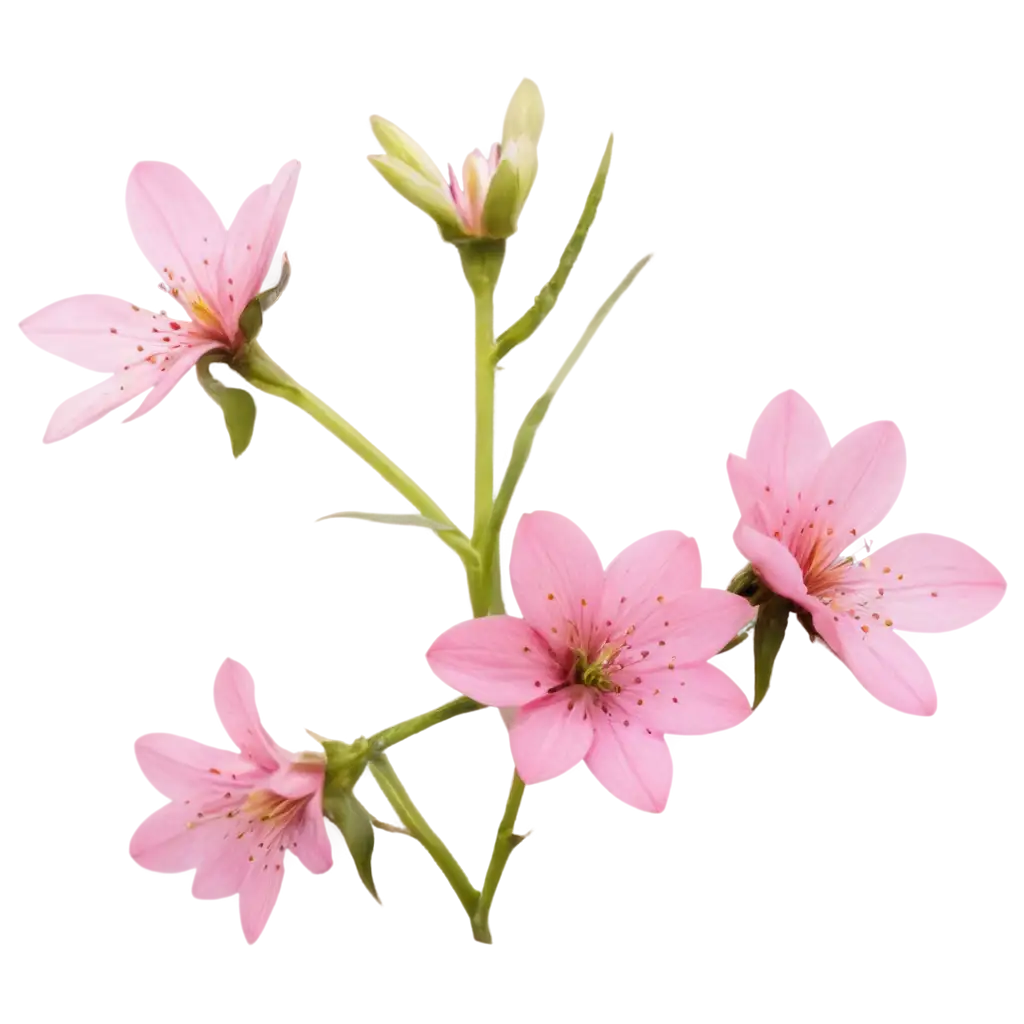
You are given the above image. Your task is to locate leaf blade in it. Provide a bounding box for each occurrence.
[195,354,257,458]
[316,511,453,531]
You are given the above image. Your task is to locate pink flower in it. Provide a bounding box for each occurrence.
[20,160,299,442]
[728,390,1006,716]
[130,658,332,944]
[427,512,752,812]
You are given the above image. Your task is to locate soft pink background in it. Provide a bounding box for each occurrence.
[6,9,1024,1024]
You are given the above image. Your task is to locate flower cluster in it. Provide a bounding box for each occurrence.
[20,78,1006,944]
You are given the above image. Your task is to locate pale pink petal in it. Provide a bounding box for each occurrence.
[130,802,210,873]
[827,614,937,720]
[218,161,300,329]
[733,524,810,607]
[819,536,1011,720]
[22,288,226,436]
[135,734,253,801]
[239,856,285,944]
[510,512,604,645]
[727,453,772,531]
[805,421,906,554]
[628,588,753,665]
[585,712,673,812]
[126,162,227,323]
[266,763,325,799]
[601,531,702,636]
[292,802,333,875]
[426,615,563,706]
[628,661,752,735]
[213,659,287,771]
[508,692,594,783]
[745,390,831,505]
[191,838,254,900]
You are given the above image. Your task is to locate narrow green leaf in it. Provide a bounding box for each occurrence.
[195,354,256,458]
[316,511,453,531]
[487,387,552,540]
[752,595,791,709]
[481,158,521,239]
[718,628,751,654]
[491,159,610,364]
[323,790,380,903]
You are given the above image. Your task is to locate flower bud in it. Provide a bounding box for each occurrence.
[368,78,545,243]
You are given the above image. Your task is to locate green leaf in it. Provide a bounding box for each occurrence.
[195,354,256,458]
[482,158,521,239]
[316,511,454,531]
[487,389,552,536]
[367,155,466,240]
[753,595,791,709]
[238,253,292,343]
[718,629,751,654]
[323,790,380,903]
[491,159,610,364]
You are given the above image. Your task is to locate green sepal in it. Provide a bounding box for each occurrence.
[192,356,256,460]
[316,511,453,531]
[322,789,380,903]
[481,159,522,239]
[367,155,467,241]
[752,595,791,709]
[238,253,292,344]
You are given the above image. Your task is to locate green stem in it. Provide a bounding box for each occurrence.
[368,754,480,919]
[368,696,483,752]
[459,241,506,617]
[236,340,476,567]
[471,772,526,944]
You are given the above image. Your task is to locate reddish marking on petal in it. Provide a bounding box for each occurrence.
[861,625,870,633]
[581,598,588,607]
[109,327,118,334]
[534,680,541,687]
[931,591,938,597]
[897,574,904,580]
[131,304,140,311]
[827,499,835,505]
[136,345,144,352]
[546,593,554,601]
[883,567,892,574]
[850,528,857,536]
[169,322,181,331]
[672,697,678,703]
[522,646,531,653]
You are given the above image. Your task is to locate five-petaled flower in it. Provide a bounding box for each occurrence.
[728,390,1006,716]
[20,160,299,442]
[427,512,752,812]
[130,658,332,944]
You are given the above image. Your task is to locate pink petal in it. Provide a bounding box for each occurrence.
[630,661,752,735]
[601,531,702,636]
[744,390,831,504]
[510,512,605,646]
[823,536,1007,720]
[191,838,254,900]
[218,161,300,331]
[507,692,595,783]
[20,288,225,436]
[130,802,210,873]
[629,588,753,665]
[727,453,771,531]
[292,802,333,875]
[238,855,285,944]
[213,659,287,771]
[266,763,325,799]
[805,420,906,555]
[426,615,563,706]
[585,712,673,812]
[733,524,810,607]
[126,162,227,323]
[135,733,253,801]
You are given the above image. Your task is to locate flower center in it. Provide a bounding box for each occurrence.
[571,644,622,693]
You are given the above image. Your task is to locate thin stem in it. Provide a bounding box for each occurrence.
[236,340,475,566]
[368,696,483,752]
[459,241,506,617]
[471,771,526,944]
[368,754,480,919]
